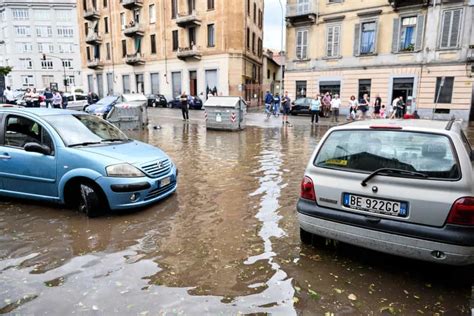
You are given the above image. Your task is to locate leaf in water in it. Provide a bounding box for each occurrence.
[403,290,409,295]
[334,288,343,294]
[369,284,376,292]
[294,286,301,293]
[348,294,357,301]
[293,297,299,304]
[417,310,424,314]
[425,283,432,288]
[379,306,396,314]
[308,289,320,300]
[324,312,335,316]
[413,295,420,300]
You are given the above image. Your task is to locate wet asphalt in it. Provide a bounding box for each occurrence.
[0,107,472,315]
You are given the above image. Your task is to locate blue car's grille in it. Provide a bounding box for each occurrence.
[145,182,175,201]
[140,159,172,178]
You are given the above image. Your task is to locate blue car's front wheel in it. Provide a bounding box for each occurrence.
[78,183,106,218]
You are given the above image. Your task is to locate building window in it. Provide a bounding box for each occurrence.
[67,75,75,87]
[122,39,127,57]
[296,81,307,99]
[258,9,263,29]
[439,9,462,49]
[21,75,34,87]
[252,32,255,53]
[171,0,177,19]
[207,24,215,47]
[247,0,250,16]
[392,15,425,53]
[246,28,250,50]
[120,12,125,30]
[253,2,256,23]
[257,38,262,57]
[150,34,157,54]
[358,79,371,100]
[58,43,74,53]
[36,26,52,37]
[15,26,31,37]
[20,58,33,70]
[106,42,111,60]
[399,16,417,51]
[56,10,69,21]
[57,26,74,37]
[34,9,50,20]
[328,0,343,3]
[122,75,130,94]
[359,21,376,55]
[149,4,156,23]
[38,43,54,53]
[171,72,181,98]
[12,9,29,20]
[434,77,454,104]
[103,0,107,8]
[104,17,109,33]
[267,69,270,79]
[172,30,179,51]
[150,73,160,94]
[41,59,54,69]
[62,59,73,69]
[326,24,340,57]
[296,29,308,59]
[208,0,215,10]
[42,75,54,88]
[16,42,33,53]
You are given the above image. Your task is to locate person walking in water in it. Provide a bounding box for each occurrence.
[331,94,341,123]
[310,94,321,124]
[180,92,189,121]
[264,90,273,118]
[281,91,292,125]
[273,93,281,117]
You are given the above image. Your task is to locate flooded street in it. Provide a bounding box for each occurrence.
[0,108,472,315]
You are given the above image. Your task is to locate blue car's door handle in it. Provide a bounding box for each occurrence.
[0,154,11,160]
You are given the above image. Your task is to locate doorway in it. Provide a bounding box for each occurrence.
[135,74,144,94]
[189,27,196,47]
[392,77,414,104]
[189,71,197,96]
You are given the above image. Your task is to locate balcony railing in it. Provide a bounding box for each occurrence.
[87,58,104,69]
[125,53,145,65]
[388,0,429,8]
[177,46,202,60]
[83,9,100,21]
[85,32,102,45]
[286,2,317,25]
[122,0,143,9]
[176,11,201,28]
[123,24,145,37]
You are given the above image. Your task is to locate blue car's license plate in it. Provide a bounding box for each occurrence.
[160,177,171,187]
[342,193,408,217]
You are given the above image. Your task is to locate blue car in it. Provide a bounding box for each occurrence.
[0,108,177,217]
[85,95,121,118]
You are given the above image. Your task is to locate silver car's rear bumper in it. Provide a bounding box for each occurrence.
[298,213,474,266]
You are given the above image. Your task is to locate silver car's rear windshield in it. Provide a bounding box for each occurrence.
[314,130,460,180]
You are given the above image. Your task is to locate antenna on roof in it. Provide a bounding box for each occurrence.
[445,116,456,131]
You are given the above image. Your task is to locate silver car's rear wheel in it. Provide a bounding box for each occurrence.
[300,227,313,245]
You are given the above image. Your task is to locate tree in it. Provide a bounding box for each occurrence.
[0,66,13,77]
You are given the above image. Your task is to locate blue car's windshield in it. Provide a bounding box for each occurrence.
[95,96,118,105]
[44,114,129,147]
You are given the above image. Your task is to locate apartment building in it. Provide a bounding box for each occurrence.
[78,0,264,102]
[0,0,82,91]
[262,49,282,95]
[285,0,474,120]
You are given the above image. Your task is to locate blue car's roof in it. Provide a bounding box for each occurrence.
[0,108,84,117]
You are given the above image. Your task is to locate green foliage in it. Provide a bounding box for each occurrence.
[0,66,13,76]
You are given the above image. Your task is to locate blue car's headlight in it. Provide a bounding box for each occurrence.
[106,164,146,178]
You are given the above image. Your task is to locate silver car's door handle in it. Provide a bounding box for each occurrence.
[0,155,11,160]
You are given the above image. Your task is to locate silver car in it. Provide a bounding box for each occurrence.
[297,119,474,265]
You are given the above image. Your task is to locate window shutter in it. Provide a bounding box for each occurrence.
[415,14,425,51]
[333,25,340,57]
[391,18,400,53]
[373,21,379,54]
[449,9,461,48]
[327,26,334,57]
[302,30,308,59]
[353,23,360,56]
[296,30,302,59]
[440,10,452,48]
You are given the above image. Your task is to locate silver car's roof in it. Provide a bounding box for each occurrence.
[334,119,463,135]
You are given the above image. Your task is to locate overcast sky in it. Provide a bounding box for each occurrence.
[263,0,286,50]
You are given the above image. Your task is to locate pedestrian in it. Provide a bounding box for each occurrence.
[358,94,369,120]
[380,105,386,118]
[347,95,358,121]
[372,94,382,119]
[331,94,341,123]
[4,86,15,105]
[398,96,405,117]
[390,96,399,119]
[310,94,320,124]
[273,93,280,116]
[31,88,40,108]
[24,88,33,107]
[44,87,53,108]
[264,90,273,118]
[180,91,189,121]
[321,92,332,118]
[61,91,68,109]
[52,90,62,108]
[281,91,292,125]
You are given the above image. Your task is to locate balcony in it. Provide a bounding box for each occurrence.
[388,0,429,8]
[176,11,201,28]
[125,53,145,65]
[177,46,202,60]
[87,58,104,69]
[83,8,100,21]
[286,2,317,26]
[122,0,143,10]
[85,32,102,45]
[123,24,145,37]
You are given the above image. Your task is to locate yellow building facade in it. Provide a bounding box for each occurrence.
[285,0,474,120]
[78,0,264,102]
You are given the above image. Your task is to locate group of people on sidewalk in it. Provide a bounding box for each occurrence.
[264,90,293,125]
[3,86,69,109]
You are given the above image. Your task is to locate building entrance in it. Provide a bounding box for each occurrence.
[392,77,414,104]
[189,71,197,96]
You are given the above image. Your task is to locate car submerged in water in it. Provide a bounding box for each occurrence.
[298,119,474,265]
[0,108,177,217]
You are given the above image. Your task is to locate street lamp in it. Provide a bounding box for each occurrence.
[278,0,284,102]
[42,53,68,92]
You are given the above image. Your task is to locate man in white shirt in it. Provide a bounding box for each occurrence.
[390,97,400,119]
[330,94,341,123]
[4,86,15,105]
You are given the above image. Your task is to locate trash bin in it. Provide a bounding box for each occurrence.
[121,94,149,126]
[204,96,246,131]
[106,103,146,130]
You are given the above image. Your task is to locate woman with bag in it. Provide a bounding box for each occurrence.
[310,94,321,124]
[347,95,358,121]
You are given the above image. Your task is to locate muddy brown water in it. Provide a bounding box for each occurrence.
[0,109,472,314]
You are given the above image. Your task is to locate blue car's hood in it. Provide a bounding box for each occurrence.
[77,140,168,165]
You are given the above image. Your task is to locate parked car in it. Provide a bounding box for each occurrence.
[290,98,313,115]
[59,92,89,111]
[297,119,474,265]
[168,95,203,110]
[85,95,121,118]
[147,94,168,108]
[0,108,177,217]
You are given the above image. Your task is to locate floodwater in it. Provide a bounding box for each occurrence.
[0,109,472,315]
